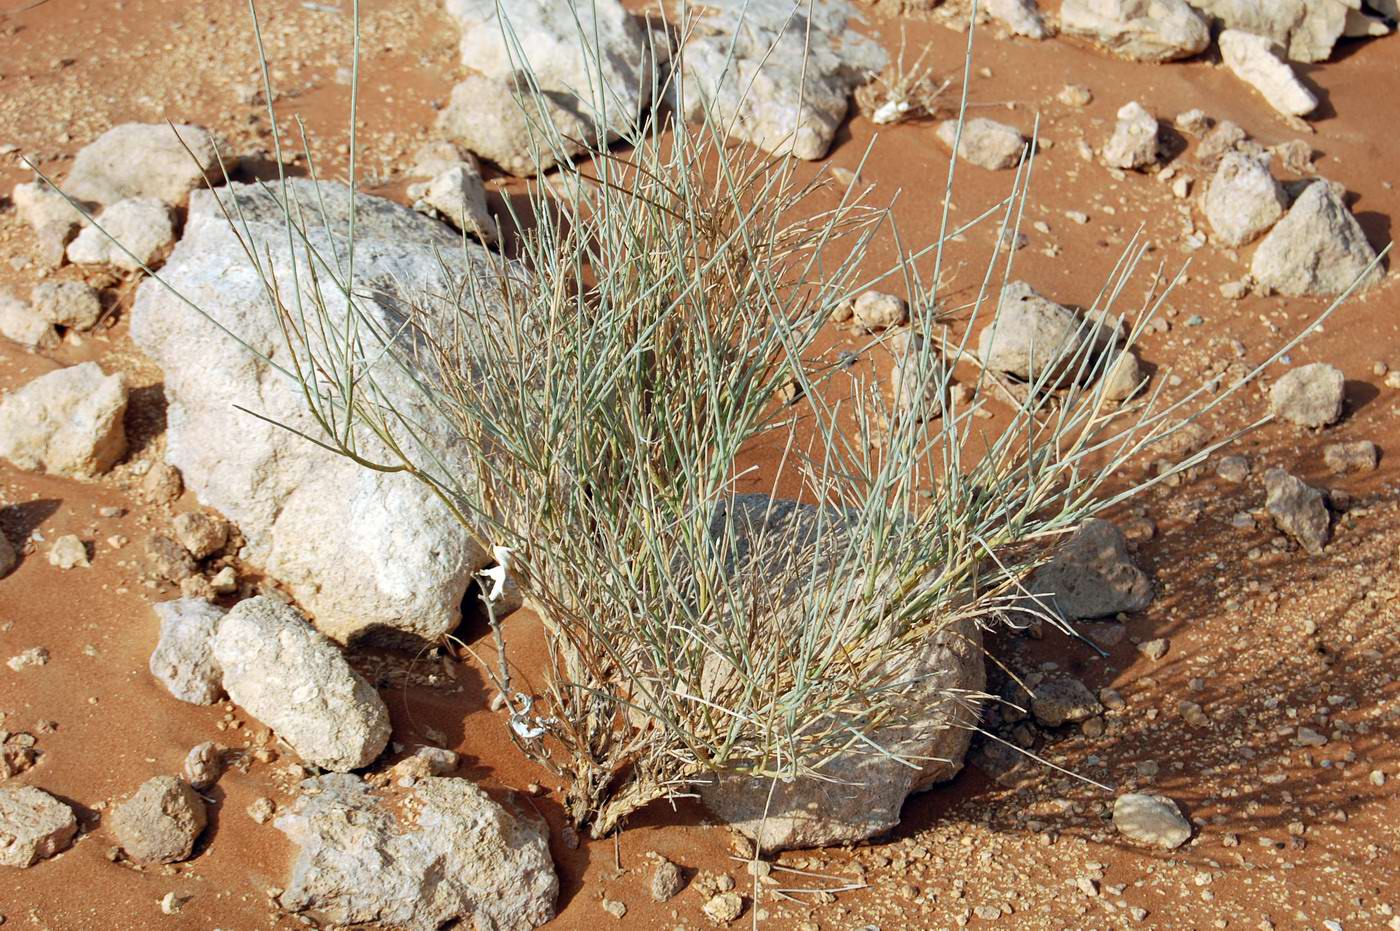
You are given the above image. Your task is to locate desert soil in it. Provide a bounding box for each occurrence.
[0,1,1397,929]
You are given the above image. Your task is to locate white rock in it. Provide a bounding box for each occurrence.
[46,535,89,570]
[1185,0,1354,62]
[277,773,558,930]
[1219,30,1319,117]
[438,0,657,176]
[977,281,1085,383]
[935,118,1026,170]
[149,598,227,705]
[31,280,103,330]
[170,511,228,560]
[63,123,224,207]
[1270,362,1345,427]
[413,162,494,243]
[66,197,175,271]
[987,0,1050,37]
[0,362,128,479]
[12,181,82,268]
[1060,0,1211,61]
[1203,152,1288,247]
[0,289,59,350]
[668,0,886,161]
[211,596,391,772]
[1113,793,1192,849]
[1103,101,1160,170]
[1251,181,1383,296]
[0,786,78,868]
[695,495,985,851]
[131,180,507,645]
[852,290,908,330]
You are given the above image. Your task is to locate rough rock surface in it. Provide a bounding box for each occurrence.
[0,786,78,867]
[1251,181,1382,297]
[149,598,226,705]
[1031,676,1104,727]
[1185,0,1354,62]
[1102,348,1146,401]
[1114,793,1192,848]
[31,281,103,330]
[66,197,175,271]
[1264,467,1331,554]
[130,180,509,644]
[276,773,558,930]
[977,281,1085,383]
[13,180,82,267]
[0,290,58,350]
[936,118,1025,170]
[183,742,224,791]
[852,290,908,330]
[0,362,128,479]
[1060,0,1211,61]
[1103,101,1160,170]
[987,0,1050,37]
[47,535,89,570]
[1270,362,1345,428]
[668,0,886,161]
[438,0,656,176]
[211,597,391,772]
[1027,519,1153,619]
[696,495,986,852]
[1219,29,1319,117]
[63,123,222,206]
[410,161,494,242]
[170,511,228,560]
[1323,439,1378,473]
[1203,152,1287,247]
[110,776,207,864]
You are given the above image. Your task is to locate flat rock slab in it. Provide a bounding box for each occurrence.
[276,773,558,931]
[211,596,391,772]
[0,785,78,868]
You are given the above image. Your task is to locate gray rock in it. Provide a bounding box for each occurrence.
[695,495,985,852]
[1060,0,1210,61]
[890,332,951,421]
[1185,0,1351,62]
[145,534,198,583]
[977,281,1085,383]
[1031,675,1103,727]
[1216,454,1251,482]
[1219,29,1319,118]
[411,161,494,243]
[1264,467,1331,554]
[438,0,656,176]
[1270,362,1345,428]
[987,0,1050,37]
[182,742,224,791]
[0,786,77,867]
[1203,152,1287,247]
[110,776,207,864]
[668,0,886,161]
[66,197,175,271]
[852,290,908,330]
[1323,439,1378,473]
[276,773,558,930]
[12,180,82,267]
[1103,101,1160,170]
[30,281,103,330]
[1102,348,1146,402]
[0,290,58,350]
[211,597,391,772]
[1251,180,1383,297]
[149,598,226,705]
[1028,519,1153,620]
[1113,793,1192,848]
[63,123,223,207]
[0,529,15,579]
[936,118,1025,171]
[650,856,686,901]
[131,180,507,645]
[0,362,128,479]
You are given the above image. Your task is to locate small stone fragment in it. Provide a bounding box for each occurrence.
[851,290,908,331]
[650,856,686,901]
[1323,440,1378,474]
[1103,102,1159,170]
[1251,181,1383,297]
[1028,519,1153,619]
[1203,152,1287,247]
[170,511,229,560]
[1264,467,1330,555]
[703,891,745,924]
[6,648,48,672]
[149,598,226,705]
[63,123,224,207]
[411,160,495,243]
[978,281,1084,383]
[46,535,89,570]
[66,198,176,271]
[1031,676,1103,727]
[1219,30,1318,118]
[0,786,78,867]
[0,290,59,350]
[1113,793,1191,849]
[1138,638,1169,660]
[146,534,198,583]
[110,776,207,864]
[0,363,128,479]
[30,281,103,330]
[936,118,1026,170]
[182,742,223,791]
[247,797,276,824]
[12,180,81,267]
[1059,0,1210,62]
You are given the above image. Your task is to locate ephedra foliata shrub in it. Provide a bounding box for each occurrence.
[158,1,1375,838]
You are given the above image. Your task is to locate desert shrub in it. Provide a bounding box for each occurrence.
[155,2,1375,836]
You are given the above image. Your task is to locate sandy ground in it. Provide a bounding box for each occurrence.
[0,1,1397,929]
